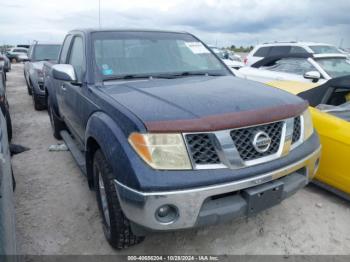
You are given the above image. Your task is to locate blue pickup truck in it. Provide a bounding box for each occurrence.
[44,29,321,249]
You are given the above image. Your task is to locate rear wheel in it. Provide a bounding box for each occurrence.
[93,149,144,249]
[48,97,65,139]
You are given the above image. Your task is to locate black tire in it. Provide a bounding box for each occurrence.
[48,97,65,139]
[32,87,46,111]
[25,75,32,96]
[12,172,16,192]
[5,109,12,142]
[93,149,144,249]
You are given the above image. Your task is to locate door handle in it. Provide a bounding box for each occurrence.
[61,84,67,91]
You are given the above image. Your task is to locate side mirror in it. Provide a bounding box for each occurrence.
[303,71,321,83]
[52,64,77,82]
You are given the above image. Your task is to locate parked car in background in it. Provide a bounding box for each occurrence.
[244,42,343,66]
[267,77,350,200]
[209,46,244,69]
[17,44,30,49]
[45,29,320,249]
[0,54,11,72]
[6,47,28,63]
[238,53,350,84]
[0,109,16,255]
[0,66,5,86]
[24,43,61,110]
[0,71,12,141]
[15,53,29,63]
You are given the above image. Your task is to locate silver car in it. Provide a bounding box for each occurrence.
[24,43,61,110]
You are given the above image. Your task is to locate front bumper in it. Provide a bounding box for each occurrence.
[114,146,321,231]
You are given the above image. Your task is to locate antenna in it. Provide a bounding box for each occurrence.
[98,0,101,29]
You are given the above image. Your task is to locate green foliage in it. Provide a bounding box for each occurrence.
[227,45,254,53]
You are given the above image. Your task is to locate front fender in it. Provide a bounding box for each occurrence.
[85,111,143,190]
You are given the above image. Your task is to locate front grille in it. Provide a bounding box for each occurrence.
[185,134,220,165]
[230,122,283,161]
[185,116,302,167]
[292,117,301,143]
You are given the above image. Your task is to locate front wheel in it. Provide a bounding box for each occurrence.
[25,75,32,95]
[32,87,46,111]
[93,149,144,249]
[5,109,12,141]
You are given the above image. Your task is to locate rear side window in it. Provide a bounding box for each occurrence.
[59,35,73,64]
[269,46,291,56]
[253,47,270,57]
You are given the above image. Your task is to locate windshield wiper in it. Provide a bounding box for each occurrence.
[103,74,153,81]
[169,71,226,78]
[102,72,225,81]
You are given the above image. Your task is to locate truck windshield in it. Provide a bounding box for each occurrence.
[32,45,61,61]
[92,31,229,80]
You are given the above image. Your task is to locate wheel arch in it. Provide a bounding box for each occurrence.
[85,111,140,190]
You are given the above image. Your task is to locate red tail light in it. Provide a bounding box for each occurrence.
[243,57,248,64]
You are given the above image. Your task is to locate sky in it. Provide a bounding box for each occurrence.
[0,0,350,47]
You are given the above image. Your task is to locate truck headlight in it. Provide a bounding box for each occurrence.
[128,133,192,170]
[302,109,314,141]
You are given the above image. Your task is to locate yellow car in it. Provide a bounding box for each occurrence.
[267,77,350,200]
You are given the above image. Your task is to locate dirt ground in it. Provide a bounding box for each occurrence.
[7,63,350,255]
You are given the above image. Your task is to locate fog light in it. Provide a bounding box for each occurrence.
[314,158,320,175]
[155,205,178,224]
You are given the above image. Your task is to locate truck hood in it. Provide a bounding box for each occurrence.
[102,76,308,132]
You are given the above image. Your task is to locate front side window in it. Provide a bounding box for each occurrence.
[269,46,291,56]
[290,46,308,54]
[59,35,73,64]
[92,31,229,79]
[264,58,316,75]
[32,45,61,61]
[316,58,350,78]
[68,37,85,81]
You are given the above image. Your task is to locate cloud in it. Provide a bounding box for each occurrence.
[0,0,350,47]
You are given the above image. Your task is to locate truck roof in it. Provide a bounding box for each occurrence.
[69,28,189,35]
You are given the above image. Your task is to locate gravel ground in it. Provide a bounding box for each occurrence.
[7,64,350,255]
